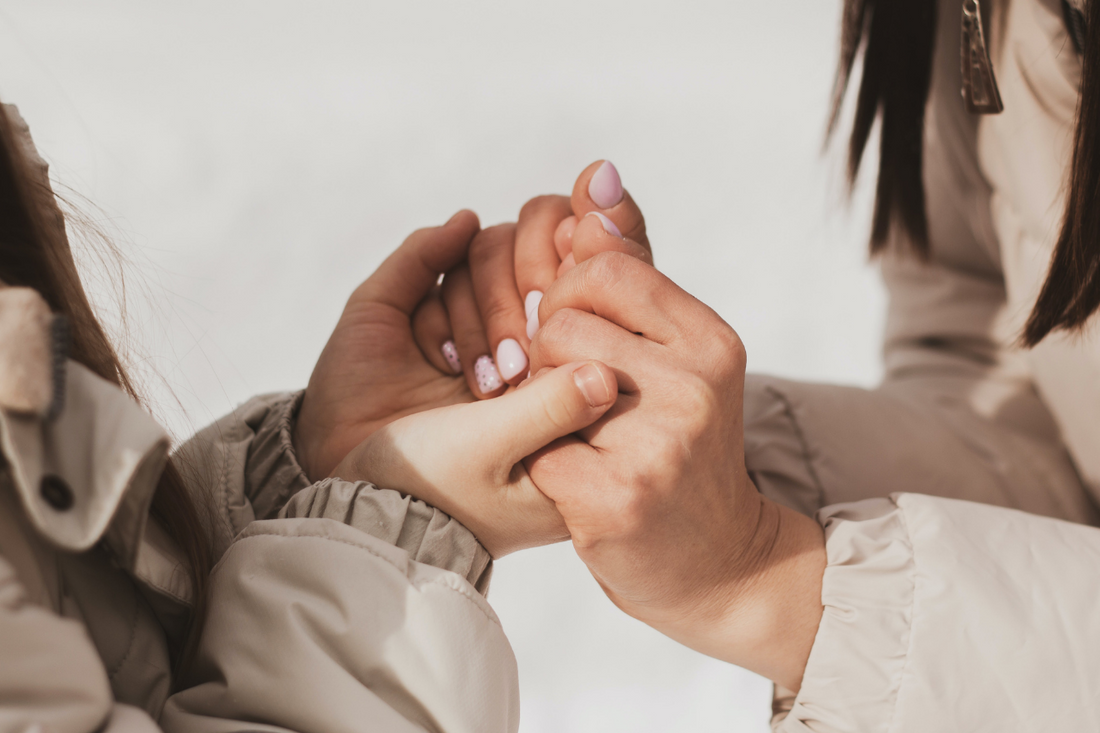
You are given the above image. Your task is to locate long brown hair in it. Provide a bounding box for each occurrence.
[832,0,1100,345]
[0,104,210,671]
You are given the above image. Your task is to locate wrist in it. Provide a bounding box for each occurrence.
[662,489,825,692]
[722,497,826,691]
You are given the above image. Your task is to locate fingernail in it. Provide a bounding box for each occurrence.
[525,291,544,339]
[475,355,503,393]
[495,338,528,381]
[588,160,623,209]
[586,211,622,238]
[441,340,461,373]
[525,290,543,318]
[573,363,613,407]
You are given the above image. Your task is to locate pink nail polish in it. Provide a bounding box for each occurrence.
[588,160,623,209]
[496,338,528,381]
[475,355,503,393]
[586,211,622,238]
[525,291,544,339]
[441,340,461,373]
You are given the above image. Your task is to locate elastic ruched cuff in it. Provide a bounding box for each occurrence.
[281,478,493,595]
[779,496,914,733]
[242,390,312,520]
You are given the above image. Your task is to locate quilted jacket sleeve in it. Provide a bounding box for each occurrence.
[776,493,1100,732]
[163,394,512,732]
[160,518,518,733]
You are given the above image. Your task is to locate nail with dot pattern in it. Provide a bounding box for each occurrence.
[441,340,461,373]
[475,355,503,393]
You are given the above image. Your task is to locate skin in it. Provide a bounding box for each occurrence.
[331,360,618,558]
[416,161,653,394]
[295,162,826,692]
[294,211,484,481]
[526,246,825,692]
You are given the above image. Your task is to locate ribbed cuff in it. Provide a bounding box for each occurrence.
[280,477,493,595]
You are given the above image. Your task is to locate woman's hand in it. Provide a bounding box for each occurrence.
[411,160,652,397]
[524,242,826,692]
[294,211,481,482]
[330,360,618,557]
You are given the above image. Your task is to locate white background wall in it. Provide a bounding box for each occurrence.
[1,2,884,730]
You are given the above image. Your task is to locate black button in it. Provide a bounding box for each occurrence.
[40,474,74,511]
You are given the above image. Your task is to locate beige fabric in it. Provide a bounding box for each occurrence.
[0,246,511,733]
[781,494,1100,731]
[746,0,1094,526]
[1,102,511,733]
[766,0,1100,729]
[0,365,514,733]
[282,477,493,593]
[980,0,1100,498]
[162,519,516,733]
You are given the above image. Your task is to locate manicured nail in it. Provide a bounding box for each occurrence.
[573,363,613,407]
[441,340,461,373]
[525,290,543,318]
[525,291,544,339]
[588,160,623,209]
[475,355,503,393]
[586,211,622,238]
[495,338,528,381]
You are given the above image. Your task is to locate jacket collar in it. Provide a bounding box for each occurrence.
[0,287,191,604]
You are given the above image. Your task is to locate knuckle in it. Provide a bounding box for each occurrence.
[613,485,652,537]
[583,251,632,290]
[708,324,746,377]
[478,297,522,332]
[467,224,513,263]
[519,194,565,222]
[538,388,579,434]
[537,308,579,345]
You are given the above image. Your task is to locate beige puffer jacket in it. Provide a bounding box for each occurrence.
[0,113,515,733]
[753,0,1100,729]
[0,288,515,733]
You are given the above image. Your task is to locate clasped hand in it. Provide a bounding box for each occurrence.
[293,160,825,693]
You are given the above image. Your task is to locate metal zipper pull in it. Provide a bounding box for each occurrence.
[961,0,1004,114]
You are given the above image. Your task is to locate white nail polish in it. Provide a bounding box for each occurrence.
[475,355,503,393]
[585,211,622,238]
[525,291,543,339]
[496,338,529,381]
[525,290,544,318]
[441,340,461,373]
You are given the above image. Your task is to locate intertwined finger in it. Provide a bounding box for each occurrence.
[442,263,504,398]
[468,223,530,384]
[538,252,690,347]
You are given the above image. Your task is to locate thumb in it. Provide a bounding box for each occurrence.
[468,361,617,462]
[353,209,481,314]
[570,159,649,250]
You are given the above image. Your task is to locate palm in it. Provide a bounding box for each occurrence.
[295,213,483,480]
[303,300,473,477]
